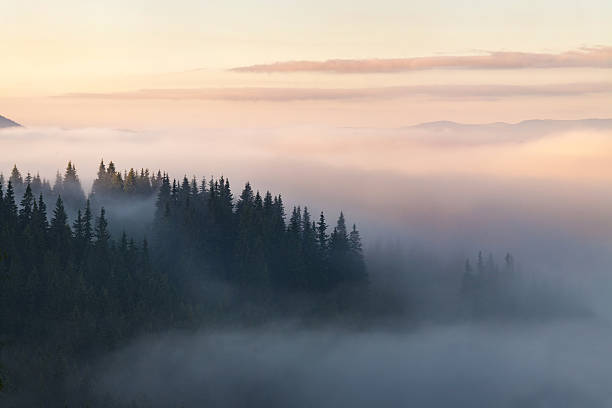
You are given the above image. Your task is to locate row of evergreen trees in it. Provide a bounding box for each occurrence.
[2,161,369,297]
[0,181,176,351]
[0,179,182,403]
[461,251,518,318]
[153,175,367,294]
[2,162,86,219]
[92,160,162,200]
[0,162,369,401]
[1,160,164,225]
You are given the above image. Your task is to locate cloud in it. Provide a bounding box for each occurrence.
[60,82,612,102]
[230,46,612,73]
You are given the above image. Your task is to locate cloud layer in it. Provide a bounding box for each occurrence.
[60,82,612,102]
[231,47,612,73]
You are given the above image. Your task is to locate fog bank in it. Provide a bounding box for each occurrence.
[92,322,612,408]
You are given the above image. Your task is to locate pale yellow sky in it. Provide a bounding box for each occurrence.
[1,0,610,128]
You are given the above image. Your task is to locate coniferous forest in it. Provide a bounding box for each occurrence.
[0,161,582,406]
[0,161,375,405]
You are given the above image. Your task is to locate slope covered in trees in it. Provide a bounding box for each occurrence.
[151,175,367,296]
[0,160,579,406]
[0,160,370,404]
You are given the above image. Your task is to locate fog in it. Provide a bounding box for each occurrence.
[2,119,612,406]
[2,121,611,281]
[91,322,612,407]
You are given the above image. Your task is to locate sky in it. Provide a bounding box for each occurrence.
[1,0,610,128]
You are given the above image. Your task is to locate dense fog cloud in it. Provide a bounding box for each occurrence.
[93,323,612,408]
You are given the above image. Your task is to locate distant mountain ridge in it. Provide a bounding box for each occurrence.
[400,118,612,145]
[410,118,612,131]
[0,114,21,128]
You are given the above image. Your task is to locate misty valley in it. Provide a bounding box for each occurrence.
[0,159,600,407]
[2,0,611,404]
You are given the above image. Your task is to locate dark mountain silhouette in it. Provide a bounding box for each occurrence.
[0,114,21,128]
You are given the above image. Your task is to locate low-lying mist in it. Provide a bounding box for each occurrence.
[92,322,612,408]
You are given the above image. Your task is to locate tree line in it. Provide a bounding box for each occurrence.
[152,174,367,295]
[0,179,178,403]
[0,160,370,403]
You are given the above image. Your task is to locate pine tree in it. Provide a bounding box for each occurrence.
[73,210,84,241]
[95,208,111,247]
[301,207,319,290]
[335,212,348,243]
[36,194,48,231]
[317,211,328,251]
[50,196,69,235]
[92,159,108,196]
[52,170,63,196]
[0,180,4,220]
[61,161,85,211]
[49,196,72,262]
[64,161,78,184]
[31,173,42,194]
[125,168,137,194]
[348,224,362,253]
[190,176,199,197]
[348,224,367,283]
[155,176,171,218]
[288,206,302,234]
[9,165,23,190]
[83,199,93,244]
[4,181,17,220]
[19,183,35,225]
[236,182,254,214]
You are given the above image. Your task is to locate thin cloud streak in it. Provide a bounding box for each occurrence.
[60,82,612,102]
[231,47,612,73]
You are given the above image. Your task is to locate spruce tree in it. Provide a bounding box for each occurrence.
[36,194,48,231]
[49,196,72,263]
[317,211,328,251]
[50,196,70,236]
[73,210,84,241]
[9,165,23,190]
[348,224,367,282]
[83,199,93,244]
[5,181,17,220]
[95,208,111,247]
[19,183,34,225]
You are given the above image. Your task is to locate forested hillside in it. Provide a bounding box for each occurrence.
[0,161,576,406]
[0,161,371,405]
